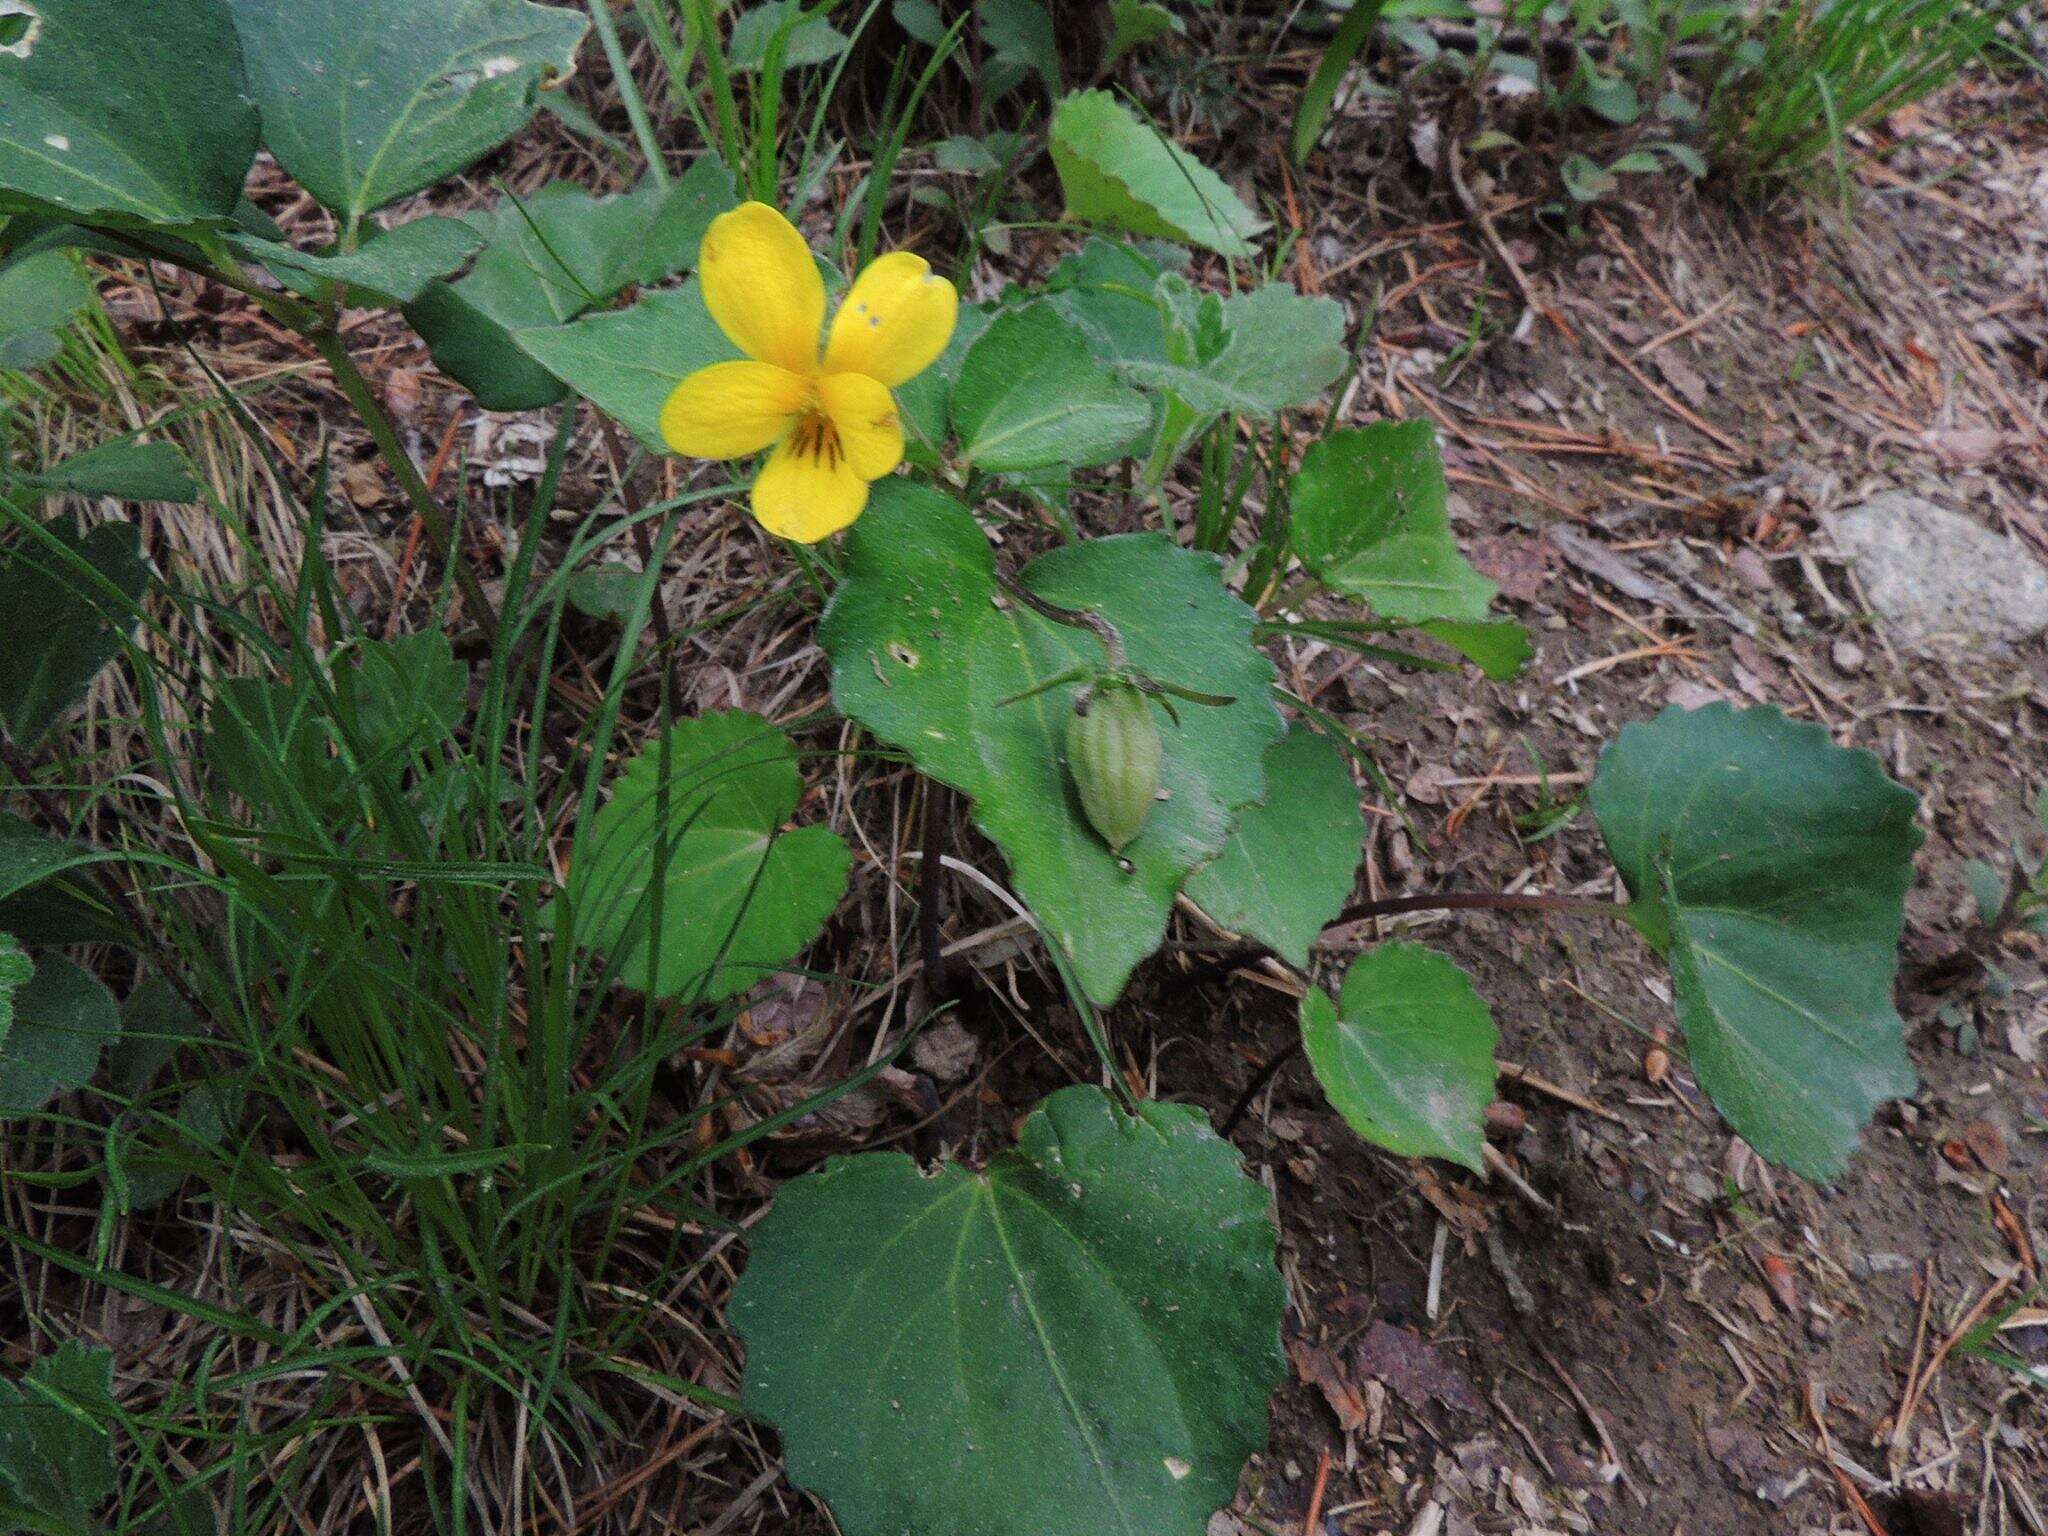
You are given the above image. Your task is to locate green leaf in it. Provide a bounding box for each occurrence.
[979,0,1060,99]
[226,0,588,221]
[1049,89,1268,258]
[1561,151,1616,202]
[0,248,91,372]
[0,1339,117,1530]
[0,517,148,747]
[729,0,850,69]
[1300,942,1497,1171]
[1963,859,2007,926]
[1589,702,1921,1181]
[0,934,29,1050]
[563,711,852,1002]
[1120,283,1349,417]
[732,1084,1285,1536]
[1291,421,1495,623]
[0,0,256,228]
[513,279,740,450]
[1184,726,1361,967]
[1420,618,1531,679]
[1105,0,1180,66]
[1042,238,1177,369]
[822,481,1281,1003]
[0,813,118,907]
[0,953,118,1117]
[408,162,735,410]
[227,215,484,305]
[1290,0,1389,164]
[15,439,198,502]
[950,306,1151,473]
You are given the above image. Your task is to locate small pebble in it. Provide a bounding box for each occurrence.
[1831,638,1866,675]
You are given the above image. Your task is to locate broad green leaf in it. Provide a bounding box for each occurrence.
[0,1339,117,1529]
[1589,702,1921,1181]
[513,280,740,450]
[14,439,198,502]
[950,306,1151,472]
[0,517,147,746]
[1291,421,1495,623]
[563,711,852,1002]
[1042,238,1177,369]
[0,248,91,371]
[227,216,484,305]
[1185,726,1362,967]
[730,0,851,69]
[822,481,1281,1003]
[407,160,735,410]
[1049,89,1268,258]
[1105,0,1180,65]
[0,0,256,227]
[733,1084,1285,1536]
[1300,942,1497,1172]
[979,0,1060,99]
[0,813,119,907]
[0,952,118,1117]
[1420,618,1531,679]
[1121,283,1349,417]
[0,933,28,1049]
[226,0,588,222]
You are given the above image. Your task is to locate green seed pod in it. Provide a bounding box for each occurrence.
[1066,680,1162,853]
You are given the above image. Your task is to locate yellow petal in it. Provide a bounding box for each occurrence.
[818,371,905,480]
[822,251,959,387]
[751,428,870,543]
[699,202,826,374]
[659,361,808,459]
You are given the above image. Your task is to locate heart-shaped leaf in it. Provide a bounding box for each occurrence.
[823,481,1281,1003]
[1589,702,1921,1181]
[228,215,484,306]
[0,516,147,747]
[1291,422,1495,623]
[0,0,257,228]
[0,951,118,1117]
[1300,942,1497,1172]
[733,1084,1285,1536]
[1051,90,1267,257]
[1120,283,1349,418]
[950,306,1151,473]
[0,1340,117,1528]
[407,160,735,410]
[227,0,588,222]
[562,711,851,1002]
[13,439,198,502]
[1184,726,1362,967]
[0,248,92,370]
[513,280,740,450]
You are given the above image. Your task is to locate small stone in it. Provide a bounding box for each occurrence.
[1831,638,1866,675]
[1824,492,2048,651]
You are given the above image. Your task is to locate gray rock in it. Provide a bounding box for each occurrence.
[1824,492,2048,651]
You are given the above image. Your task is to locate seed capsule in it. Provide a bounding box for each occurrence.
[1066,681,1162,853]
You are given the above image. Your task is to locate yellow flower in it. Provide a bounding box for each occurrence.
[659,201,959,543]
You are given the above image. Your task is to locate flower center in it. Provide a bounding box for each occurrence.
[788,405,844,470]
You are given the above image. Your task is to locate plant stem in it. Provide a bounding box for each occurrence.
[596,415,684,715]
[919,783,951,1003]
[1221,1037,1303,1136]
[1331,890,1624,925]
[310,329,499,643]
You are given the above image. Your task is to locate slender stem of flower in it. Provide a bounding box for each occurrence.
[311,329,499,643]
[596,416,684,715]
[919,784,951,1003]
